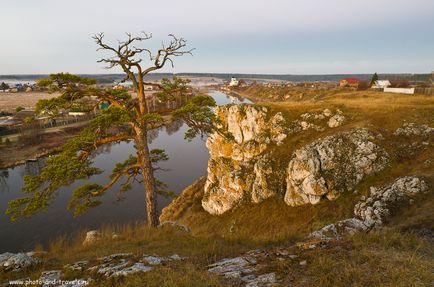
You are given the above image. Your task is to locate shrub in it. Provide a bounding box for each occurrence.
[357,81,369,91]
[390,80,410,88]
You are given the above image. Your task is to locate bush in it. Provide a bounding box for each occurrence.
[390,80,410,88]
[0,111,13,117]
[357,81,369,91]
[15,106,25,113]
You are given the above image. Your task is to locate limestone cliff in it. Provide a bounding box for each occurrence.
[202,104,391,215]
[202,105,287,214]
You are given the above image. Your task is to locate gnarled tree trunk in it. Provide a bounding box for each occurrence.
[134,126,159,227]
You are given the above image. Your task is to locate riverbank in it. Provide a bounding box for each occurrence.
[0,115,179,169]
[0,124,88,169]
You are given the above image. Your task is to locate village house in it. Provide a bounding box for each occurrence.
[229,77,239,87]
[112,84,126,90]
[372,80,391,89]
[339,77,361,87]
[144,85,155,91]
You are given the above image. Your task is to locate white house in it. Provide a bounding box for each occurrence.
[229,77,239,87]
[372,80,391,89]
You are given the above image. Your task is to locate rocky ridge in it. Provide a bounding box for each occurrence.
[1,252,186,286]
[202,104,389,214]
[310,176,430,240]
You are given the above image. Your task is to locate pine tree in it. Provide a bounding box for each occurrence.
[7,33,227,227]
[370,73,379,86]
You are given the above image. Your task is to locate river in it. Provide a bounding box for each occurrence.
[0,91,251,252]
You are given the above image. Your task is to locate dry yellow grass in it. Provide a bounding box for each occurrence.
[2,90,432,286]
[279,230,434,287]
[0,91,60,112]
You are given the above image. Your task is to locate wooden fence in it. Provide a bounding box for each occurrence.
[0,114,94,137]
[414,88,434,96]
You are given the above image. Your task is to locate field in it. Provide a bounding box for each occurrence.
[0,92,59,112]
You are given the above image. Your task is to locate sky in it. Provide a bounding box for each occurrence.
[1,0,434,75]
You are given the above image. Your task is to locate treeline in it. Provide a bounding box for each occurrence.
[1,72,431,84]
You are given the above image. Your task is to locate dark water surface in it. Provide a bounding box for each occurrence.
[0,91,251,252]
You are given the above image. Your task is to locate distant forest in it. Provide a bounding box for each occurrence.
[0,73,431,83]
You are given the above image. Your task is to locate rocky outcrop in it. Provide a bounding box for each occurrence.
[310,176,430,240]
[208,250,279,287]
[64,261,89,271]
[293,109,345,132]
[202,105,287,215]
[285,129,389,206]
[394,123,434,137]
[202,104,390,214]
[158,221,191,233]
[37,270,88,287]
[309,218,370,240]
[82,230,120,245]
[83,230,101,245]
[87,252,185,278]
[327,114,346,128]
[0,252,40,272]
[39,270,62,287]
[160,177,206,222]
[354,176,429,227]
[0,252,186,286]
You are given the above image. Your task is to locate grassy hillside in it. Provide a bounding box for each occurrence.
[1,90,433,286]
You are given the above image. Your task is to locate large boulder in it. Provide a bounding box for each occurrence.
[285,129,389,206]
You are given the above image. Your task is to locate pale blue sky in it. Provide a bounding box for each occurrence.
[1,0,434,74]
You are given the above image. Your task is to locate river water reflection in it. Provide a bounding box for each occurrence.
[0,91,251,252]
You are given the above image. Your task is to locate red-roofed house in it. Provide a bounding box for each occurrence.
[339,78,361,87]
